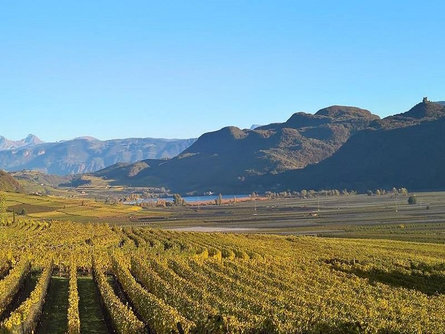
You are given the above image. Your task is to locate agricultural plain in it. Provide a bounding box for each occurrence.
[0,219,443,333]
[0,191,443,333]
[130,192,445,244]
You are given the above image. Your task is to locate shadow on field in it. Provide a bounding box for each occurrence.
[0,271,39,322]
[312,320,402,334]
[329,260,445,296]
[35,276,69,334]
[78,276,110,334]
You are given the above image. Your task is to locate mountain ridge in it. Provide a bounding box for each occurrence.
[91,99,445,193]
[0,134,43,151]
[0,136,196,175]
[267,114,445,192]
[92,105,381,192]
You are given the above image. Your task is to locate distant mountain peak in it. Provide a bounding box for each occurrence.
[0,136,195,175]
[75,136,99,141]
[24,134,43,145]
[0,134,43,151]
[250,124,262,130]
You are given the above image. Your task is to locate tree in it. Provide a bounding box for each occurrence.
[215,194,223,205]
[408,195,417,205]
[173,194,184,206]
[399,188,408,196]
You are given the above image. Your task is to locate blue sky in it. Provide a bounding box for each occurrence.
[1,1,444,141]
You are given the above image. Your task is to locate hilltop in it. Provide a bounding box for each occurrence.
[91,99,445,194]
[92,105,379,193]
[266,99,445,191]
[10,99,445,194]
[0,170,23,192]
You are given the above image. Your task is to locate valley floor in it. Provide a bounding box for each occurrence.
[0,191,444,332]
[130,192,445,243]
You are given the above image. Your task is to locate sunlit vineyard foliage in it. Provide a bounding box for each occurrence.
[67,260,80,334]
[0,219,443,333]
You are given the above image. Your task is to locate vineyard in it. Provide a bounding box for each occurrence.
[0,219,443,333]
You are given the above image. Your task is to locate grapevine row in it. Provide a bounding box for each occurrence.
[111,253,194,333]
[0,259,31,316]
[93,257,145,334]
[67,260,80,334]
[1,260,53,333]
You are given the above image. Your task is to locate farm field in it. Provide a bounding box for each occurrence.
[0,219,443,333]
[0,191,444,332]
[131,192,445,243]
[4,190,445,244]
[2,191,161,223]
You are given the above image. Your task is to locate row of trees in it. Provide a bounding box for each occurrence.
[368,188,409,197]
[157,188,415,207]
[266,189,360,199]
[264,187,411,199]
[172,193,225,206]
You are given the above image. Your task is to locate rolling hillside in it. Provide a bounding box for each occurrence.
[93,99,445,193]
[93,105,379,192]
[268,100,445,191]
[0,170,23,192]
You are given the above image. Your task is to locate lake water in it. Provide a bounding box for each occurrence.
[181,194,249,203]
[126,194,250,204]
